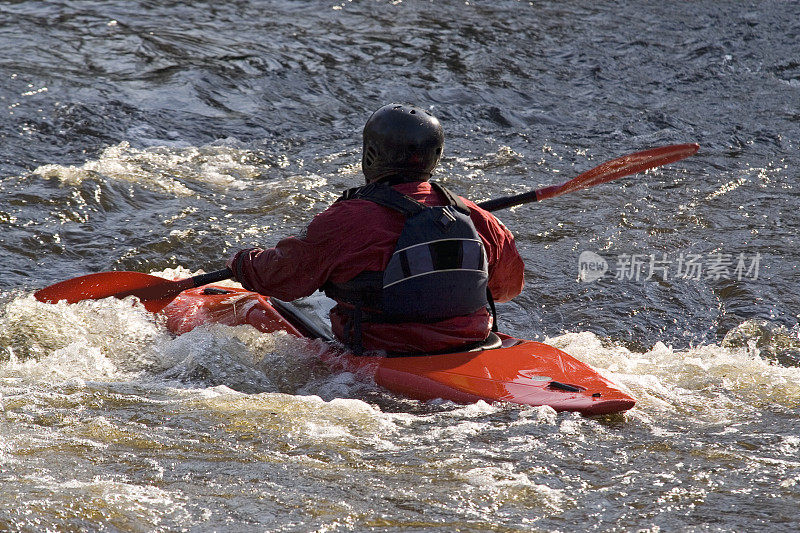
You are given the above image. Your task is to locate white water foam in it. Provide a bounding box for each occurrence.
[547,331,800,423]
[459,463,566,513]
[26,474,191,529]
[32,141,267,195]
[0,294,170,382]
[183,385,402,453]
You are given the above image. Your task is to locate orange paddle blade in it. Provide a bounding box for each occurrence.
[477,143,699,211]
[34,271,194,313]
[538,142,700,201]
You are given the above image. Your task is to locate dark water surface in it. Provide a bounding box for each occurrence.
[1,1,799,531]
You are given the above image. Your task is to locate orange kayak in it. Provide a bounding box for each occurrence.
[163,286,635,415]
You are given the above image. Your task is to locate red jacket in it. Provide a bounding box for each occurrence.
[228,181,524,353]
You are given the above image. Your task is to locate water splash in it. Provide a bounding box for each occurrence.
[548,330,800,420]
[32,141,268,196]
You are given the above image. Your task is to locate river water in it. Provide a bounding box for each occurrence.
[1,1,799,531]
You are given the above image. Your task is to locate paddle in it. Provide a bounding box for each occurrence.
[35,142,699,312]
[477,143,699,212]
[34,268,233,313]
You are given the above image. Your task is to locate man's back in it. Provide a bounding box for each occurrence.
[229,181,524,353]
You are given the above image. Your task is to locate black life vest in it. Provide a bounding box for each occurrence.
[323,181,495,352]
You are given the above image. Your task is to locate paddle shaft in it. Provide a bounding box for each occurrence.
[478,189,540,212]
[131,267,234,301]
[190,268,233,287]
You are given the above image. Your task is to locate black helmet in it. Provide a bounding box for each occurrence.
[362,104,444,183]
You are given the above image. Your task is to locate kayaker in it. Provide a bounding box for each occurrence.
[227,104,524,354]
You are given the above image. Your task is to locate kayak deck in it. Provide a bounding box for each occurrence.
[163,286,635,415]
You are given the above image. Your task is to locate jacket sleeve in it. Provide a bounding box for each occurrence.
[225,200,394,301]
[226,242,325,302]
[462,199,525,303]
[225,212,340,302]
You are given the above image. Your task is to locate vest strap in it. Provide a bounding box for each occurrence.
[486,288,498,333]
[337,181,468,216]
[430,181,471,214]
[337,182,424,217]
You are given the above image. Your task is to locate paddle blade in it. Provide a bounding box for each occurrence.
[539,143,700,201]
[34,271,192,313]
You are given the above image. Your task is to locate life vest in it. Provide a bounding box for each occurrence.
[323,181,494,352]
